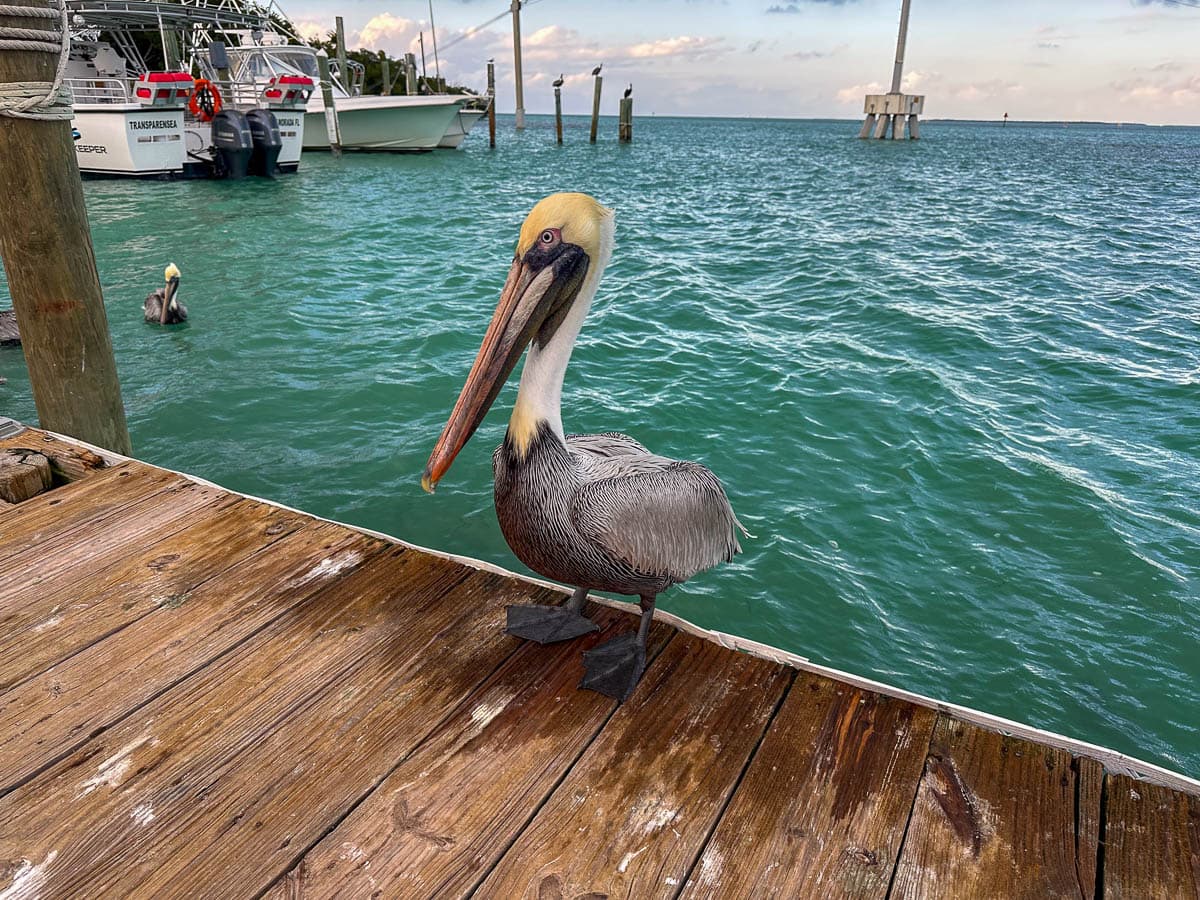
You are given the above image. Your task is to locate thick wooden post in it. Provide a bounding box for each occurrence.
[554,86,562,144]
[589,75,601,143]
[510,0,524,129]
[380,57,390,96]
[0,0,131,454]
[618,96,632,142]
[487,59,496,147]
[316,53,342,154]
[335,16,350,95]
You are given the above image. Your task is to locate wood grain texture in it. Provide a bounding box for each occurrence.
[1104,773,1200,900]
[0,483,232,691]
[889,715,1083,900]
[0,450,52,503]
[1074,756,1104,900]
[0,552,549,899]
[679,674,936,899]
[267,603,673,900]
[0,513,381,793]
[474,634,792,900]
[0,429,108,482]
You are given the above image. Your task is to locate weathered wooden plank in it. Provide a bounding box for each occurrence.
[475,634,792,900]
[889,716,1082,900]
[0,449,52,503]
[0,428,108,482]
[0,513,381,792]
[265,603,673,900]
[1074,756,1104,900]
[1103,773,1200,900]
[679,674,936,899]
[0,462,178,560]
[0,552,550,899]
[0,483,233,690]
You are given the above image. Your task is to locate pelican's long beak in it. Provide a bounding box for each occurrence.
[422,247,588,492]
[160,276,180,324]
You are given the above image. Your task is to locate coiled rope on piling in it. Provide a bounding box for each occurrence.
[0,0,73,120]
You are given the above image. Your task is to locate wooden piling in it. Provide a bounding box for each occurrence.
[0,0,132,455]
[487,59,496,148]
[510,0,525,129]
[554,86,562,144]
[316,54,342,155]
[618,96,632,142]
[380,57,390,96]
[589,75,602,143]
[335,16,350,95]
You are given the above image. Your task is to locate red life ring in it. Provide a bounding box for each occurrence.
[188,79,223,122]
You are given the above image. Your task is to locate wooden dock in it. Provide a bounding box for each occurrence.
[0,422,1197,899]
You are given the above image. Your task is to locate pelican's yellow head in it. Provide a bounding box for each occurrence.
[421,192,613,493]
[164,263,181,283]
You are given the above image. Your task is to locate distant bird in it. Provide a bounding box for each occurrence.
[0,308,19,345]
[143,263,186,325]
[552,73,564,88]
[623,84,632,99]
[423,193,746,701]
[591,63,602,77]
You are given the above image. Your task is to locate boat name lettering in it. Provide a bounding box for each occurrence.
[276,117,298,126]
[75,144,108,154]
[129,119,176,131]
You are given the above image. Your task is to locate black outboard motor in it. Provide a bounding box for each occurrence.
[210,109,252,179]
[246,108,282,178]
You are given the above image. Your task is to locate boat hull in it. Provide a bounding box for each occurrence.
[438,108,486,149]
[304,95,464,151]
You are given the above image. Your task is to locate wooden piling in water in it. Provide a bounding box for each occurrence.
[335,16,350,95]
[619,96,632,142]
[0,1,132,455]
[316,54,342,155]
[554,86,563,144]
[380,58,390,96]
[589,75,602,143]
[487,59,496,148]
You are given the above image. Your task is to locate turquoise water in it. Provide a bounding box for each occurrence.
[2,116,1198,776]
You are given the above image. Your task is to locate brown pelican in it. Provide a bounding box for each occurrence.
[423,193,745,700]
[591,63,602,77]
[0,309,18,345]
[623,84,632,99]
[143,263,185,324]
[552,74,564,88]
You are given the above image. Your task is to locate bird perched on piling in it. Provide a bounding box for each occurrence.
[143,263,186,325]
[423,193,746,701]
[552,73,564,88]
[591,63,602,76]
[0,308,19,345]
[623,84,632,99]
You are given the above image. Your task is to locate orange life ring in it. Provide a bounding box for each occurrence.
[188,79,222,122]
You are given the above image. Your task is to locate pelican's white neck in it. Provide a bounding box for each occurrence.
[509,216,614,454]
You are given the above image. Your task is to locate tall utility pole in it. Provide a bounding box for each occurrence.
[511,0,525,130]
[890,0,912,94]
[427,0,441,84]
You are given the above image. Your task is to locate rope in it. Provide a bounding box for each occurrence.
[0,0,73,120]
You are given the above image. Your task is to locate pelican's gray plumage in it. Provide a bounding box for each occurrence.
[623,84,632,99]
[423,193,744,700]
[591,63,602,76]
[552,73,564,88]
[0,309,19,345]
[144,263,185,324]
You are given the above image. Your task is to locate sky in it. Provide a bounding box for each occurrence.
[280,0,1200,124]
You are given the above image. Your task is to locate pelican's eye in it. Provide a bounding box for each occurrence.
[540,229,559,245]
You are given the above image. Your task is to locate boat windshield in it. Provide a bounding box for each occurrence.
[265,50,320,78]
[227,47,320,82]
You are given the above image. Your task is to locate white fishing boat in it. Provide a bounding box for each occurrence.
[438,105,486,149]
[65,2,313,178]
[224,40,469,152]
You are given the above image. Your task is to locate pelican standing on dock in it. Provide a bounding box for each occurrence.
[423,193,745,700]
[143,263,185,324]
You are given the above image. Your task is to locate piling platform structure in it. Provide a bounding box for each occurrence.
[860,0,924,140]
[0,419,1197,898]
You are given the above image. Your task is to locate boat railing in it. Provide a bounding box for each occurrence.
[65,77,130,105]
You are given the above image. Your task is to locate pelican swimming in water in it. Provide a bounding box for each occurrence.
[423,193,745,700]
[143,263,185,324]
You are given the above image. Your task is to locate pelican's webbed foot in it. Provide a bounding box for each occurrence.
[579,594,656,702]
[506,586,599,644]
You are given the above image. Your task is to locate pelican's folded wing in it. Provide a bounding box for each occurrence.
[571,459,742,584]
[566,431,650,459]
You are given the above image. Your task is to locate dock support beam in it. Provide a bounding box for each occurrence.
[380,57,390,96]
[0,0,132,455]
[589,74,601,143]
[554,85,562,144]
[317,53,342,154]
[335,16,350,95]
[619,96,632,142]
[510,0,524,130]
[487,59,496,147]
